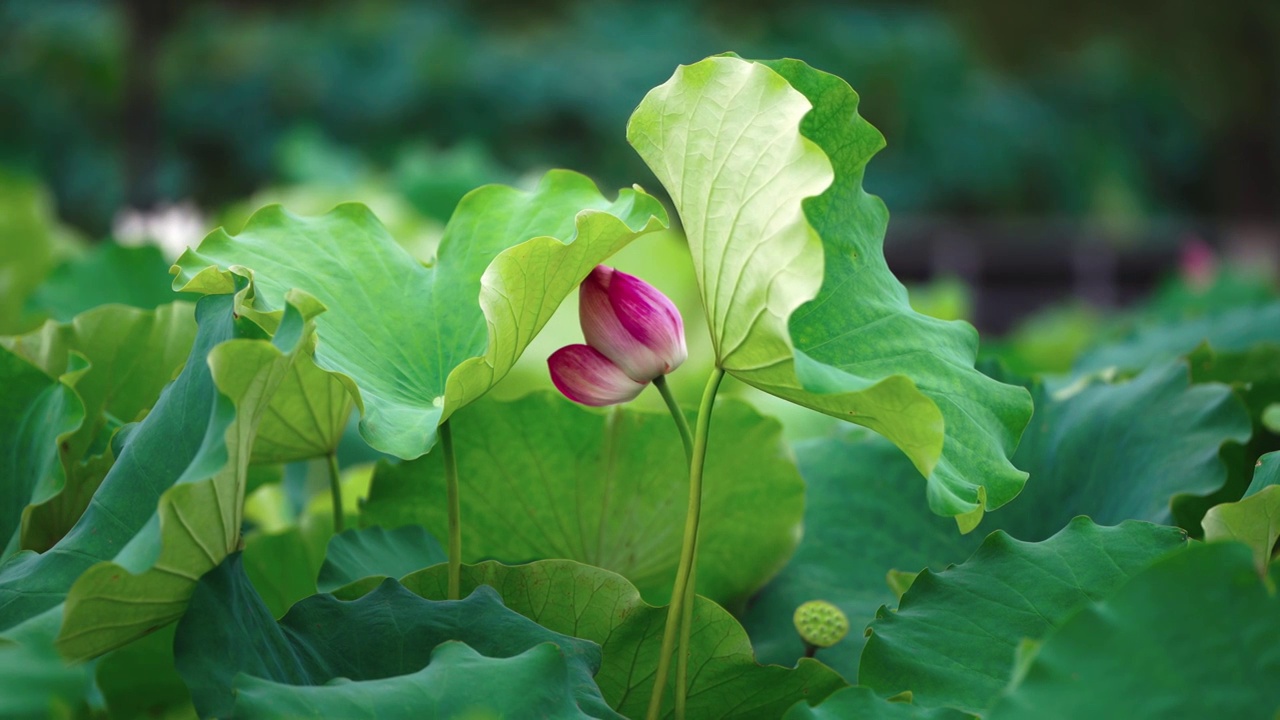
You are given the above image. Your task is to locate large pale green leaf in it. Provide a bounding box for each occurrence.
[384,560,847,720]
[361,391,804,606]
[987,542,1280,719]
[0,289,314,659]
[783,687,971,720]
[741,432,984,681]
[317,525,445,593]
[2,303,198,552]
[859,519,1186,714]
[1202,451,1280,572]
[25,243,194,323]
[628,55,1031,525]
[173,170,668,460]
[174,553,619,719]
[984,362,1250,540]
[0,347,82,559]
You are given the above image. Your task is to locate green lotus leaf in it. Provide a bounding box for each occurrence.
[2,303,199,552]
[251,351,354,464]
[241,527,326,619]
[0,171,77,335]
[26,242,195,323]
[318,525,445,593]
[783,686,972,720]
[0,347,82,560]
[627,55,1031,525]
[173,553,619,719]
[1075,301,1280,374]
[172,170,668,460]
[0,637,93,719]
[989,362,1251,540]
[1202,451,1280,572]
[745,361,1249,679]
[94,624,194,719]
[0,289,314,660]
[987,542,1280,719]
[361,391,804,606]
[741,432,985,681]
[859,518,1186,714]
[379,559,847,720]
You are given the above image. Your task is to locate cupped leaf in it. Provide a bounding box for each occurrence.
[26,242,194,323]
[361,391,804,606]
[250,351,354,464]
[987,542,1280,719]
[3,303,198,552]
[988,362,1251,540]
[1202,451,1280,572]
[174,553,619,719]
[741,432,984,681]
[783,686,971,720]
[173,170,668,460]
[628,55,1031,524]
[0,290,314,659]
[859,518,1187,714]
[0,347,82,559]
[318,525,446,593]
[387,559,847,720]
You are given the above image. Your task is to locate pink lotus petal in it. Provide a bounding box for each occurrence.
[580,265,685,382]
[548,344,648,407]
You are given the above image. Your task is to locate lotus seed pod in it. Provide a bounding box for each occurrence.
[793,600,849,648]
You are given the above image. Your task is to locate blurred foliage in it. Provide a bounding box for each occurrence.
[2,0,1269,235]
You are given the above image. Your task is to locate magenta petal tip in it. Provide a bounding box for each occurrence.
[548,344,648,407]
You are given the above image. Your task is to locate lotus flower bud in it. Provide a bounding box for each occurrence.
[548,344,648,407]
[579,266,686,383]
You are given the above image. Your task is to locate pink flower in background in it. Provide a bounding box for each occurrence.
[1180,236,1218,289]
[548,266,686,406]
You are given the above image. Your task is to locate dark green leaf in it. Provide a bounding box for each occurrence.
[987,542,1280,719]
[988,362,1250,540]
[392,559,847,719]
[742,432,984,681]
[174,553,619,719]
[318,525,445,593]
[784,686,972,720]
[859,518,1186,713]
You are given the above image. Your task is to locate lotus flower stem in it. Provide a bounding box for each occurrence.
[653,375,698,718]
[647,366,725,720]
[441,420,462,600]
[327,452,344,534]
[653,375,693,460]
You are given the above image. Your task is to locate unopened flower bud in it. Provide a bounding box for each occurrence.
[548,344,648,407]
[579,265,686,383]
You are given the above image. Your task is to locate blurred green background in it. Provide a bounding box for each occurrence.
[2,0,1277,375]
